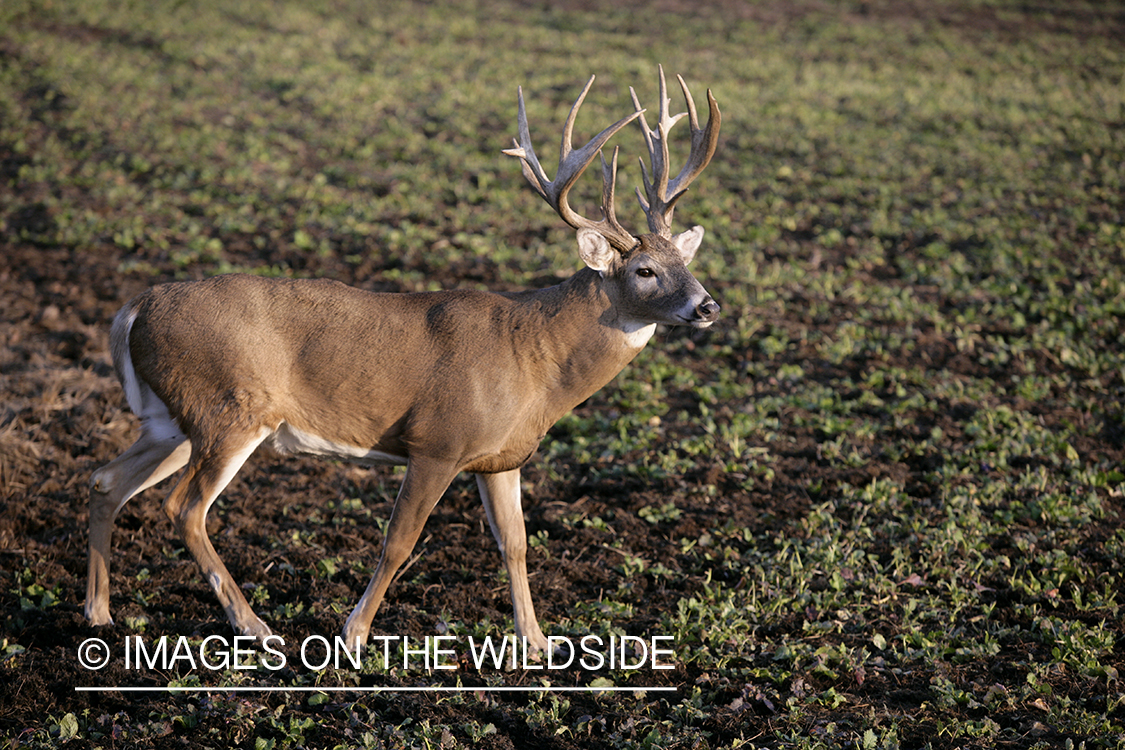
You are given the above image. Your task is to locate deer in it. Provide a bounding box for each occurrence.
[85,66,721,654]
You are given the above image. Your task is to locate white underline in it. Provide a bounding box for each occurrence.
[75,685,674,693]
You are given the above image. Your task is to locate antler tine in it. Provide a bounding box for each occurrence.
[506,86,551,196]
[503,76,643,252]
[631,65,722,237]
[599,146,624,234]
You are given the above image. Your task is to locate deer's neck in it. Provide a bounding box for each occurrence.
[514,268,651,409]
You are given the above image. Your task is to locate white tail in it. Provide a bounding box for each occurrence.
[86,67,721,652]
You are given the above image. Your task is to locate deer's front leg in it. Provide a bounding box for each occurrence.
[343,456,460,649]
[476,468,548,654]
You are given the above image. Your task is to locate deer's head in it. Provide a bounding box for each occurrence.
[504,67,722,330]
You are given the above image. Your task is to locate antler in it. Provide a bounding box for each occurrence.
[630,66,722,237]
[503,76,644,252]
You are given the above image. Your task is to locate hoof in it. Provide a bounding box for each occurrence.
[237,616,274,642]
[85,606,114,627]
[340,627,368,653]
[518,629,550,658]
[341,614,370,653]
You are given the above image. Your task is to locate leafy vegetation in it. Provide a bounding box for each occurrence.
[2,0,1123,748]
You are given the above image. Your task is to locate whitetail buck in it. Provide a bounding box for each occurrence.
[86,67,721,652]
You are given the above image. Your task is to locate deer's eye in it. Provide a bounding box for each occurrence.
[636,267,656,278]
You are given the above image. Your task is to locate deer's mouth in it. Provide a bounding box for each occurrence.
[675,314,716,329]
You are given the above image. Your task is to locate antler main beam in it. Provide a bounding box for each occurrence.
[631,66,722,237]
[503,76,644,252]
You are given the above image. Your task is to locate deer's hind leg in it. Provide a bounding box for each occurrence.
[161,428,273,640]
[86,402,191,626]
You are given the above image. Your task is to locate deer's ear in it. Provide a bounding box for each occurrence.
[671,226,704,265]
[577,228,615,273]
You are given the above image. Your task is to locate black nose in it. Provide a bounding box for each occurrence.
[696,298,720,321]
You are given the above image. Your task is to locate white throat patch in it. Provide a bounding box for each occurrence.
[620,322,657,349]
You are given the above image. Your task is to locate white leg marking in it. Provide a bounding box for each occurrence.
[202,429,272,514]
